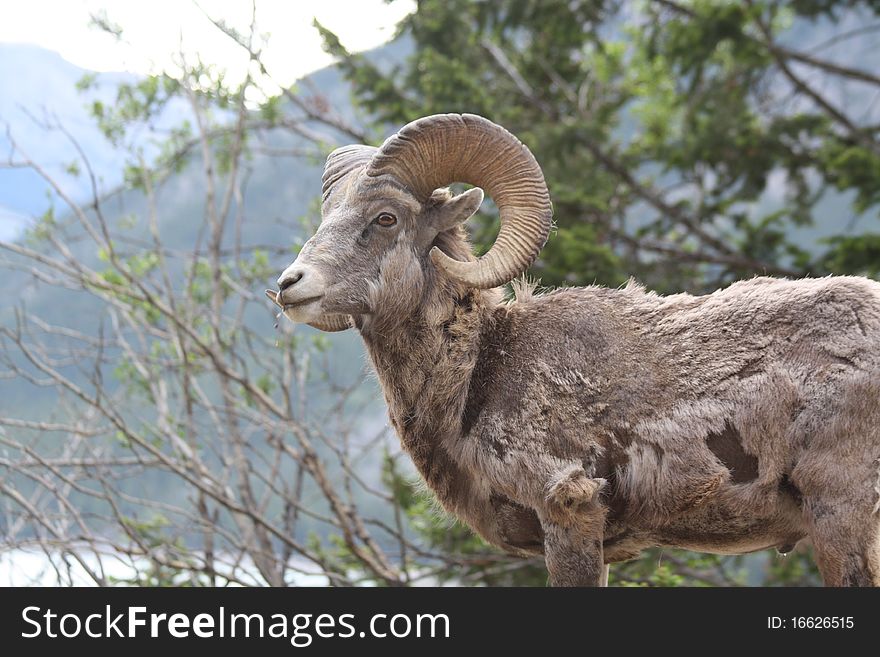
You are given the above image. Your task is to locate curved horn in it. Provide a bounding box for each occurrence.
[365,113,552,289]
[323,144,376,203]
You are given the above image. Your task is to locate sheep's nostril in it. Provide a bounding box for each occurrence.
[278,270,303,292]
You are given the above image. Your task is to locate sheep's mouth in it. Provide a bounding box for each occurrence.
[265,289,321,311]
[282,296,321,311]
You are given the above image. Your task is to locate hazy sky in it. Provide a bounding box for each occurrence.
[0,0,414,85]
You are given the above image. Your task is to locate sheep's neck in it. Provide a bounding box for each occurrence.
[361,289,491,505]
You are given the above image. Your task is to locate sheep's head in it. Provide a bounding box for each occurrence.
[267,113,552,332]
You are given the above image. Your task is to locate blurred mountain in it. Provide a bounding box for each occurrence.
[0,37,413,238]
[0,204,29,241]
[0,43,138,227]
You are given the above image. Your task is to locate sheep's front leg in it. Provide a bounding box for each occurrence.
[540,467,608,587]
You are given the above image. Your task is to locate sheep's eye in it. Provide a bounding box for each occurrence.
[374,212,397,227]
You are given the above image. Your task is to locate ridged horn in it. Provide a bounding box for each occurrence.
[365,113,552,289]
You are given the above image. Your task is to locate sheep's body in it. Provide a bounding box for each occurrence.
[363,273,880,585]
[273,113,880,585]
[477,277,879,558]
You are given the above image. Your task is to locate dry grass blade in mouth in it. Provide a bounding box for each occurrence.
[265,289,284,330]
[265,289,282,308]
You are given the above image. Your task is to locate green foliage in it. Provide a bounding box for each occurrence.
[113,359,152,400]
[65,160,82,178]
[24,206,57,245]
[238,248,274,285]
[110,515,199,587]
[89,74,181,147]
[763,547,822,586]
[75,72,98,92]
[186,258,232,307]
[95,249,163,325]
[818,234,880,276]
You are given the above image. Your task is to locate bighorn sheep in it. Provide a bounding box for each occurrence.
[268,113,880,586]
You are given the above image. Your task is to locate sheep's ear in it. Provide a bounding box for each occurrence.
[431,187,484,233]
